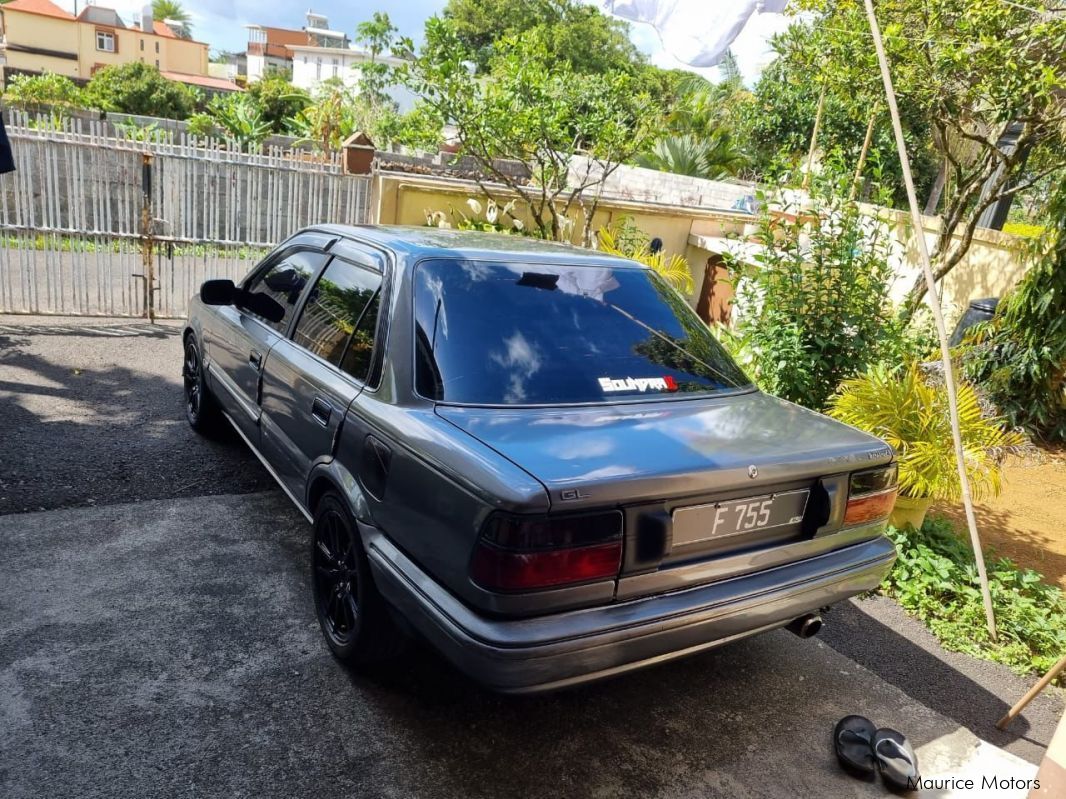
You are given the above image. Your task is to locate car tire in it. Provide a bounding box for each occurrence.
[311,492,408,666]
[182,335,222,435]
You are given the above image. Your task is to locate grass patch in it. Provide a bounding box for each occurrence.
[882,517,1066,684]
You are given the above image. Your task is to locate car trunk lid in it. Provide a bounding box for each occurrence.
[437,391,894,590]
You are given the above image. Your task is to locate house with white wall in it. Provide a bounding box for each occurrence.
[288,44,415,110]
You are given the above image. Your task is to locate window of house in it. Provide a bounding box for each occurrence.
[96,30,116,53]
[140,39,144,51]
[155,41,160,54]
[315,57,322,80]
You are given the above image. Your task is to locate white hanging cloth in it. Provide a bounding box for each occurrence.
[602,0,789,67]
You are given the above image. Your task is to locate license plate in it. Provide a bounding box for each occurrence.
[672,489,810,547]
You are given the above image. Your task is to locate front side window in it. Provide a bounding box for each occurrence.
[96,31,115,53]
[244,250,327,333]
[293,260,382,380]
[413,260,750,405]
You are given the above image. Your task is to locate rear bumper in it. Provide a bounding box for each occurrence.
[365,527,896,694]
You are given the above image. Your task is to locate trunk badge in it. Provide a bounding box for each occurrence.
[748,465,758,479]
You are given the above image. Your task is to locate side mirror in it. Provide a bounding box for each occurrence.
[200,279,235,305]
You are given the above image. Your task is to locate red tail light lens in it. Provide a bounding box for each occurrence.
[843,464,898,526]
[470,511,623,591]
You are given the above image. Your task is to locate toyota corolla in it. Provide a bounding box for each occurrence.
[182,225,898,693]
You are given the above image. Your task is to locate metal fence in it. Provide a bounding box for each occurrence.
[0,112,372,318]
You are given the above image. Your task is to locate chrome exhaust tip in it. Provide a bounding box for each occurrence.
[787,614,823,639]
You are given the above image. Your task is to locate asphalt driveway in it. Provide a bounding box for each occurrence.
[1,317,1062,798]
[0,492,1024,799]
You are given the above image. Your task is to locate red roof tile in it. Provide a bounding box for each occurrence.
[2,0,76,20]
[161,71,243,92]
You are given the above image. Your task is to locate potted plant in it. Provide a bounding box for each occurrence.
[827,362,1023,529]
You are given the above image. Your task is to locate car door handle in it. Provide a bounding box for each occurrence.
[311,396,332,426]
[248,349,263,369]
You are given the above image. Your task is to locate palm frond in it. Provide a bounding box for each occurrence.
[827,362,1024,502]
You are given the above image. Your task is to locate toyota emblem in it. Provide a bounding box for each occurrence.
[748,465,758,479]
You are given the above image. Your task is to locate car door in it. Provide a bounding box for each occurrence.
[258,252,386,502]
[206,247,329,444]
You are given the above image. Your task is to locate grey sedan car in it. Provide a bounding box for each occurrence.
[182,225,899,693]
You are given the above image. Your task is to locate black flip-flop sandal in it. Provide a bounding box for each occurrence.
[833,715,878,778]
[872,727,919,792]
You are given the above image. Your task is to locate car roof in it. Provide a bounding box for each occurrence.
[308,224,649,270]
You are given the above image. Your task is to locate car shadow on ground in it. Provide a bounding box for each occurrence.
[0,330,272,513]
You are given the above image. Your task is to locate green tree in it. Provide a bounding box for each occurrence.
[354,11,399,111]
[441,0,642,76]
[83,62,196,119]
[795,0,1066,321]
[737,20,936,204]
[398,19,661,241]
[152,0,192,39]
[245,74,310,133]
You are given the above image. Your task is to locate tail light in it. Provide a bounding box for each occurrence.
[843,463,899,526]
[470,511,623,592]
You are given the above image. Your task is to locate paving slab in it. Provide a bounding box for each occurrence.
[0,492,1047,799]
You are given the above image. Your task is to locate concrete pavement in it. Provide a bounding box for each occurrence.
[0,492,1047,798]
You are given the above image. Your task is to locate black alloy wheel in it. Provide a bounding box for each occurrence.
[313,505,361,647]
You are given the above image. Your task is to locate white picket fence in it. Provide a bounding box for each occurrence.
[0,112,372,318]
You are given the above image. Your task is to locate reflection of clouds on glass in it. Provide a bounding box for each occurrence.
[459,261,494,281]
[554,268,620,301]
[423,272,448,339]
[490,331,542,403]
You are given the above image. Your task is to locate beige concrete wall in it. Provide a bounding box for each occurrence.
[874,207,1029,321]
[373,172,751,300]
[372,171,1029,317]
[0,10,80,78]
[75,26,208,77]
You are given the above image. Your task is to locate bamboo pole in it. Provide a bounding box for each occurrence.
[861,0,997,639]
[996,654,1066,730]
[802,84,827,191]
[849,106,879,201]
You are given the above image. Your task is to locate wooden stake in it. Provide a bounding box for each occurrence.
[849,106,879,201]
[996,654,1066,730]
[803,84,827,191]
[861,0,997,640]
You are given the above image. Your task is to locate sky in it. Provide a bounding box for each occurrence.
[55,0,792,84]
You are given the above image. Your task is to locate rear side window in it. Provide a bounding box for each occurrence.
[293,259,382,379]
[413,260,750,405]
[245,250,327,333]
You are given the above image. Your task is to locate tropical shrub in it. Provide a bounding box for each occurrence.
[597,218,692,294]
[244,75,310,133]
[727,169,897,410]
[83,63,196,119]
[206,94,271,151]
[883,518,1066,683]
[185,113,217,138]
[636,129,748,180]
[828,362,1023,501]
[961,187,1066,443]
[2,72,84,109]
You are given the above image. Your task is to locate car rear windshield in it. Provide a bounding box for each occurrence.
[413,259,751,405]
